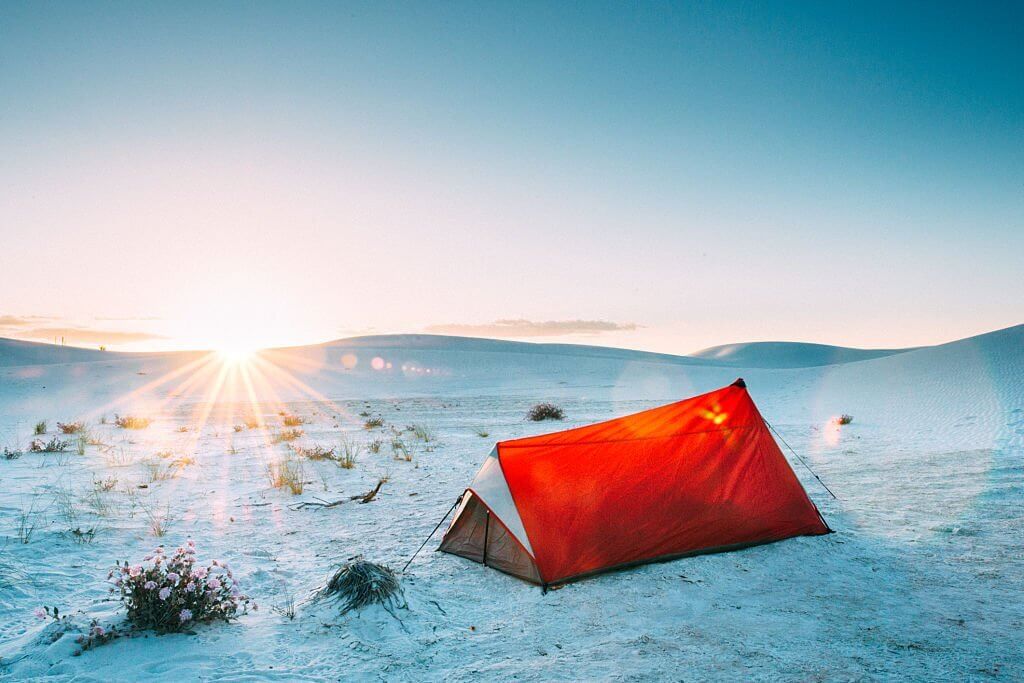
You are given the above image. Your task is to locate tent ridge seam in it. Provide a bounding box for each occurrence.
[499,423,759,449]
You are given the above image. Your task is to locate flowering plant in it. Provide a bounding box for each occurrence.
[109,540,253,633]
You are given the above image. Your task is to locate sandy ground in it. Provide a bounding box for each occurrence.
[0,328,1021,681]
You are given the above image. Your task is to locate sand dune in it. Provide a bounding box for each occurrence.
[0,324,1021,680]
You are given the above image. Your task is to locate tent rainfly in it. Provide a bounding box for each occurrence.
[439,379,831,587]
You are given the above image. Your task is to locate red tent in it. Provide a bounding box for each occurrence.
[439,379,830,587]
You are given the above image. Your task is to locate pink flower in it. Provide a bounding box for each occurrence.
[153,556,163,565]
[179,609,193,623]
[187,539,195,547]
[33,607,46,620]
[144,581,157,590]
[166,572,180,584]
[193,567,208,579]
[159,587,171,601]
[92,625,105,636]
[207,578,222,590]
[128,565,142,577]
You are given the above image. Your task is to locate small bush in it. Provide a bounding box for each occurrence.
[57,421,85,434]
[176,426,188,433]
[34,421,47,435]
[3,446,21,460]
[115,415,152,430]
[233,424,244,433]
[363,417,385,429]
[527,403,564,421]
[30,437,70,453]
[244,417,260,429]
[282,414,304,427]
[315,560,403,615]
[271,428,303,443]
[837,414,854,425]
[110,541,252,634]
[367,439,382,454]
[475,428,490,438]
[294,444,336,461]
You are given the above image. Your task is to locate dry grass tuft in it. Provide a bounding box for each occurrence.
[115,415,152,430]
[267,456,305,494]
[272,428,304,443]
[315,560,404,615]
[57,421,86,434]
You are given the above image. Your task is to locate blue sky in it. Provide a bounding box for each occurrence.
[1,2,1021,352]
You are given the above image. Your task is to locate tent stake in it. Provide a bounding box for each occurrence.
[765,420,839,500]
[401,496,460,573]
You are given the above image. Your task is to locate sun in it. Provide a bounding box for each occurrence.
[216,345,257,366]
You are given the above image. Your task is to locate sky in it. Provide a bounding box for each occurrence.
[1,1,1021,354]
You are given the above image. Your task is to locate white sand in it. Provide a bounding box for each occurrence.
[0,326,1021,680]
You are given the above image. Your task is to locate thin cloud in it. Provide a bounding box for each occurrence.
[11,327,167,345]
[425,319,639,338]
[92,315,163,321]
[0,314,53,326]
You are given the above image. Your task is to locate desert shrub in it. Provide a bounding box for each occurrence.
[409,424,434,442]
[367,438,382,454]
[110,541,252,634]
[837,414,854,425]
[233,424,244,433]
[267,457,305,494]
[94,476,118,492]
[69,527,97,544]
[391,438,411,461]
[30,437,70,453]
[315,560,403,615]
[57,421,85,434]
[475,428,490,438]
[34,421,47,435]
[294,444,336,461]
[527,403,564,421]
[282,414,304,427]
[338,438,360,469]
[244,417,259,429]
[271,428,303,443]
[176,426,188,433]
[144,505,173,537]
[363,416,385,429]
[115,415,152,430]
[144,460,179,483]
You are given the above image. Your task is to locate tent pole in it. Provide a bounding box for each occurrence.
[401,495,461,573]
[482,511,490,567]
[765,420,838,500]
